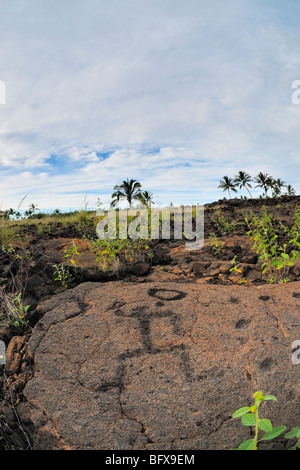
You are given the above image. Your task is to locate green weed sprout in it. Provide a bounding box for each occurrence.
[232,391,286,450]
[64,239,82,267]
[11,293,30,321]
[230,255,242,274]
[0,289,30,330]
[53,264,73,288]
[209,232,225,256]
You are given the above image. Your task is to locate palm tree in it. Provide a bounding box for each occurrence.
[217,176,238,199]
[3,208,15,220]
[25,203,39,218]
[111,178,142,207]
[29,203,39,213]
[254,172,273,197]
[285,184,296,196]
[234,171,253,198]
[271,178,286,198]
[138,190,154,208]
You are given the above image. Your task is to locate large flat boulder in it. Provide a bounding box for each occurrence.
[18,280,300,450]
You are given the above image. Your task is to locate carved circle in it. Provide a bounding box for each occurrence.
[148,288,187,301]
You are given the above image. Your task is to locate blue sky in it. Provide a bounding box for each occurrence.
[0,0,300,210]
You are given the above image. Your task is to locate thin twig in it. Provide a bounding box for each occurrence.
[3,370,32,450]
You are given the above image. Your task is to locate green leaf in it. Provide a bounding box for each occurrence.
[263,426,287,440]
[232,407,252,418]
[284,427,300,439]
[264,395,277,401]
[255,395,266,402]
[242,413,257,426]
[259,419,272,432]
[237,439,256,450]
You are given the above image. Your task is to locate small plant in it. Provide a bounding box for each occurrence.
[209,232,225,255]
[4,244,22,261]
[53,264,73,288]
[232,391,286,450]
[233,391,299,450]
[25,249,32,260]
[89,235,153,273]
[229,256,247,283]
[91,238,128,271]
[37,224,45,236]
[147,252,154,266]
[64,240,82,268]
[230,255,242,274]
[210,211,238,234]
[0,288,30,330]
[92,239,120,263]
[10,293,30,321]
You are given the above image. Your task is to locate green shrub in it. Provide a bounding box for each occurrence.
[0,288,30,331]
[245,207,300,283]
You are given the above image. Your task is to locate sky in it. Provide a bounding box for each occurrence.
[1,0,300,211]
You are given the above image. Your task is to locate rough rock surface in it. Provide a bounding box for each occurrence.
[14,278,300,450]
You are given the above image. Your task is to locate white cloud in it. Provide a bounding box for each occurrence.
[0,0,300,209]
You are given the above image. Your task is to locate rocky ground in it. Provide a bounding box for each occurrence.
[0,196,300,450]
